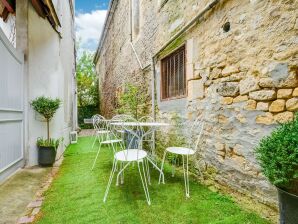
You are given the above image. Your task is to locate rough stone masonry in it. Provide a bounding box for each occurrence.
[95,0,298,207]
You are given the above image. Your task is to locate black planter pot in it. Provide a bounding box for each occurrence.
[277,187,298,224]
[38,146,57,166]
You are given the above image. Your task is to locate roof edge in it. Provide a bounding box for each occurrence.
[93,0,119,64]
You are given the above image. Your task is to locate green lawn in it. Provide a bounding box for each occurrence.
[36,137,269,224]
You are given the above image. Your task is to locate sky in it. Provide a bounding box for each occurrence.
[75,0,110,54]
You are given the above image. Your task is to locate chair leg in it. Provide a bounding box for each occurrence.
[92,134,98,149]
[91,142,102,170]
[172,157,176,177]
[116,162,122,186]
[116,161,131,186]
[110,142,116,154]
[103,159,118,203]
[145,158,151,185]
[182,155,190,198]
[186,155,190,197]
[137,160,151,205]
[121,162,124,185]
[158,150,167,184]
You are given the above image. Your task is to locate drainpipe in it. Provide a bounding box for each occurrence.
[129,0,132,42]
[149,0,221,120]
[151,57,156,121]
[129,0,144,70]
[130,42,144,70]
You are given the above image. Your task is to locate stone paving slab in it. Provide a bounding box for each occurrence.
[0,167,50,224]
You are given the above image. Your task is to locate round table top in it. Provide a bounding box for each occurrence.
[110,122,170,127]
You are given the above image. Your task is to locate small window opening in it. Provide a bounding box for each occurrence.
[161,46,186,100]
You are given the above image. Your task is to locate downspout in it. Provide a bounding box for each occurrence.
[151,57,156,121]
[129,0,144,70]
[130,42,144,70]
[129,0,132,42]
[149,0,221,120]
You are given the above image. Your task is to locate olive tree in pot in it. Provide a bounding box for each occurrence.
[255,113,298,224]
[31,96,62,166]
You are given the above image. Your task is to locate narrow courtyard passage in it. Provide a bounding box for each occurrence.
[35,137,269,224]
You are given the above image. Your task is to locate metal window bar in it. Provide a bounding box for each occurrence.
[161,46,186,100]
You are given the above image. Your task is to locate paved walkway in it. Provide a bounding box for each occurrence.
[0,167,50,224]
[78,129,93,137]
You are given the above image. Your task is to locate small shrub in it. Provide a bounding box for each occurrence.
[31,96,61,140]
[78,105,99,129]
[116,83,149,119]
[255,113,298,194]
[37,137,62,150]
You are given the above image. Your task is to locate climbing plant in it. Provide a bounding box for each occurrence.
[116,83,149,119]
[155,113,187,165]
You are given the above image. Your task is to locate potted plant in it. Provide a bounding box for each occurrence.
[31,96,62,166]
[255,113,298,224]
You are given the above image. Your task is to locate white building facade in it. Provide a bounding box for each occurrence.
[0,0,77,182]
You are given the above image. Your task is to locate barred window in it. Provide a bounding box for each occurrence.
[161,46,186,100]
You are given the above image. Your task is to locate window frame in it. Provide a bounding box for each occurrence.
[160,45,187,101]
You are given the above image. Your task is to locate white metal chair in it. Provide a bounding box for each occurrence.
[91,115,110,149]
[91,115,125,170]
[112,114,136,137]
[91,114,100,143]
[159,115,205,198]
[103,121,152,205]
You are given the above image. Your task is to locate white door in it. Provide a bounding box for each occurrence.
[0,28,24,182]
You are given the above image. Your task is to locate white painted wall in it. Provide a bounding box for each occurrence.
[26,2,75,166]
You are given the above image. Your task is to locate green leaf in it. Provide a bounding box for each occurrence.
[31,96,61,120]
[255,113,298,193]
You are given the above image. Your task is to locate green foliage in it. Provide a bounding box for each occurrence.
[78,105,99,129]
[76,50,99,128]
[76,51,99,107]
[116,83,149,119]
[31,96,61,141]
[31,97,61,121]
[37,137,62,150]
[255,113,298,194]
[156,113,187,165]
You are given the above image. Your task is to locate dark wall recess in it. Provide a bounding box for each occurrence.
[223,22,231,32]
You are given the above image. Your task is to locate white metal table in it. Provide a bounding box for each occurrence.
[111,121,169,154]
[111,121,170,184]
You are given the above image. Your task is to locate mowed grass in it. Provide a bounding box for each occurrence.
[36,137,269,224]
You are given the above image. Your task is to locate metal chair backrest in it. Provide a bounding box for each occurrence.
[139,116,154,122]
[120,121,145,161]
[93,115,108,131]
[92,114,100,127]
[107,115,134,138]
[139,115,155,138]
[138,115,156,155]
[188,114,205,153]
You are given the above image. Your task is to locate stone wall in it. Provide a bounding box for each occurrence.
[95,0,298,207]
